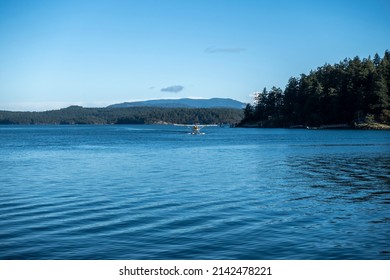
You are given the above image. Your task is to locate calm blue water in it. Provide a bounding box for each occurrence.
[0,125,389,260]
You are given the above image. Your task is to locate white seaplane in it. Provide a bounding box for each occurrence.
[174,123,217,135]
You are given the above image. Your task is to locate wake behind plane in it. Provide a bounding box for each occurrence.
[174,123,217,135]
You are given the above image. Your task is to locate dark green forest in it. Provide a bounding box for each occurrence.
[0,106,243,125]
[240,51,390,128]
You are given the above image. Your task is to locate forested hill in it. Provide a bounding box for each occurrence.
[240,51,390,128]
[108,98,245,109]
[0,106,243,125]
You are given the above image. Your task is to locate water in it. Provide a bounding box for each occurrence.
[0,125,389,260]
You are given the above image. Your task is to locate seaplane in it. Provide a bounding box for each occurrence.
[174,123,217,135]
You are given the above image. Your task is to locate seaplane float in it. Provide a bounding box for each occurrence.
[174,123,217,135]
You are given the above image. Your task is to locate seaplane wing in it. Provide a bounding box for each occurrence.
[174,124,217,134]
[173,124,218,127]
[173,124,193,127]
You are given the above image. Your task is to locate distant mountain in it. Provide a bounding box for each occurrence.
[108,98,246,109]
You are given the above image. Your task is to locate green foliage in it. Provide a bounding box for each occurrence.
[0,107,243,125]
[241,51,390,127]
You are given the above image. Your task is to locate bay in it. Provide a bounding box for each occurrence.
[0,125,389,259]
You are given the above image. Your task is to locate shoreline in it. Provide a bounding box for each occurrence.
[238,122,390,130]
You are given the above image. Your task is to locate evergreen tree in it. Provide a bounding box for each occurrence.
[240,50,390,127]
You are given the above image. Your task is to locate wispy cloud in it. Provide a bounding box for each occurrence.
[205,47,246,54]
[161,85,184,93]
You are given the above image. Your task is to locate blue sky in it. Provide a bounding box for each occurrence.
[0,0,389,111]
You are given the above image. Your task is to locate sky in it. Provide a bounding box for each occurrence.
[0,0,389,111]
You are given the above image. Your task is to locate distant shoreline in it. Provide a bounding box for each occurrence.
[238,121,390,130]
[0,106,243,126]
[2,122,389,130]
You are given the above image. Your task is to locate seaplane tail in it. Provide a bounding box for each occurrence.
[174,123,217,135]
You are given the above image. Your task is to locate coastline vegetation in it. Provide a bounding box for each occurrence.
[0,106,243,125]
[239,51,390,129]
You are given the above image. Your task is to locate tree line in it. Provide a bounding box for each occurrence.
[0,106,243,125]
[240,51,390,128]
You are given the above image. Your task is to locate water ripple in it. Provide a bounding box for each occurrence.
[1,126,389,259]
